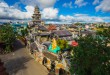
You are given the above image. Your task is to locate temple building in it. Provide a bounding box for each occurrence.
[32,6,41,26]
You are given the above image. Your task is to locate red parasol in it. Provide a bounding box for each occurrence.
[71,41,78,47]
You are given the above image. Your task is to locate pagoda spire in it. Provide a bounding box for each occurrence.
[32,5,41,26]
[35,5,39,9]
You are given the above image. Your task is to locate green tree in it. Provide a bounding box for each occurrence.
[57,39,68,51]
[0,25,16,52]
[96,27,110,42]
[21,28,28,37]
[98,25,104,28]
[70,34,110,75]
[74,22,82,26]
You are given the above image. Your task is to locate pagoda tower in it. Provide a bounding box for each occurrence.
[32,6,41,26]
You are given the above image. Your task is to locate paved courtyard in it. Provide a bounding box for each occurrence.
[0,40,49,75]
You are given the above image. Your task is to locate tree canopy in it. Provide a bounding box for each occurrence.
[21,28,28,37]
[70,27,110,75]
[0,25,16,52]
[57,39,68,51]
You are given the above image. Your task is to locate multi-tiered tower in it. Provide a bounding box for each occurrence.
[32,6,41,26]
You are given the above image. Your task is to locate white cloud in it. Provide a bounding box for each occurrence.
[102,17,110,20]
[74,0,88,7]
[0,2,34,19]
[13,2,21,10]
[59,15,74,22]
[0,1,109,24]
[45,21,72,24]
[74,14,88,17]
[93,0,100,5]
[95,0,110,12]
[0,1,58,20]
[24,6,34,18]
[59,14,105,23]
[0,2,8,7]
[37,0,56,8]
[41,7,59,20]
[20,0,56,9]
[63,1,73,8]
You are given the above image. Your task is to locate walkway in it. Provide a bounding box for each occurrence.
[0,40,49,75]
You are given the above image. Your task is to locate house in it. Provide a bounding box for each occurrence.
[48,25,56,31]
[67,25,79,38]
[50,30,73,41]
[60,24,67,30]
[80,30,96,37]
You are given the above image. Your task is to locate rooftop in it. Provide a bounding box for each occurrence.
[38,25,48,31]
[52,30,72,37]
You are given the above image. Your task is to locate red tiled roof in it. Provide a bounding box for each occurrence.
[48,25,56,31]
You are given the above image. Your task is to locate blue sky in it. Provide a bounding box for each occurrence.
[0,0,110,23]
